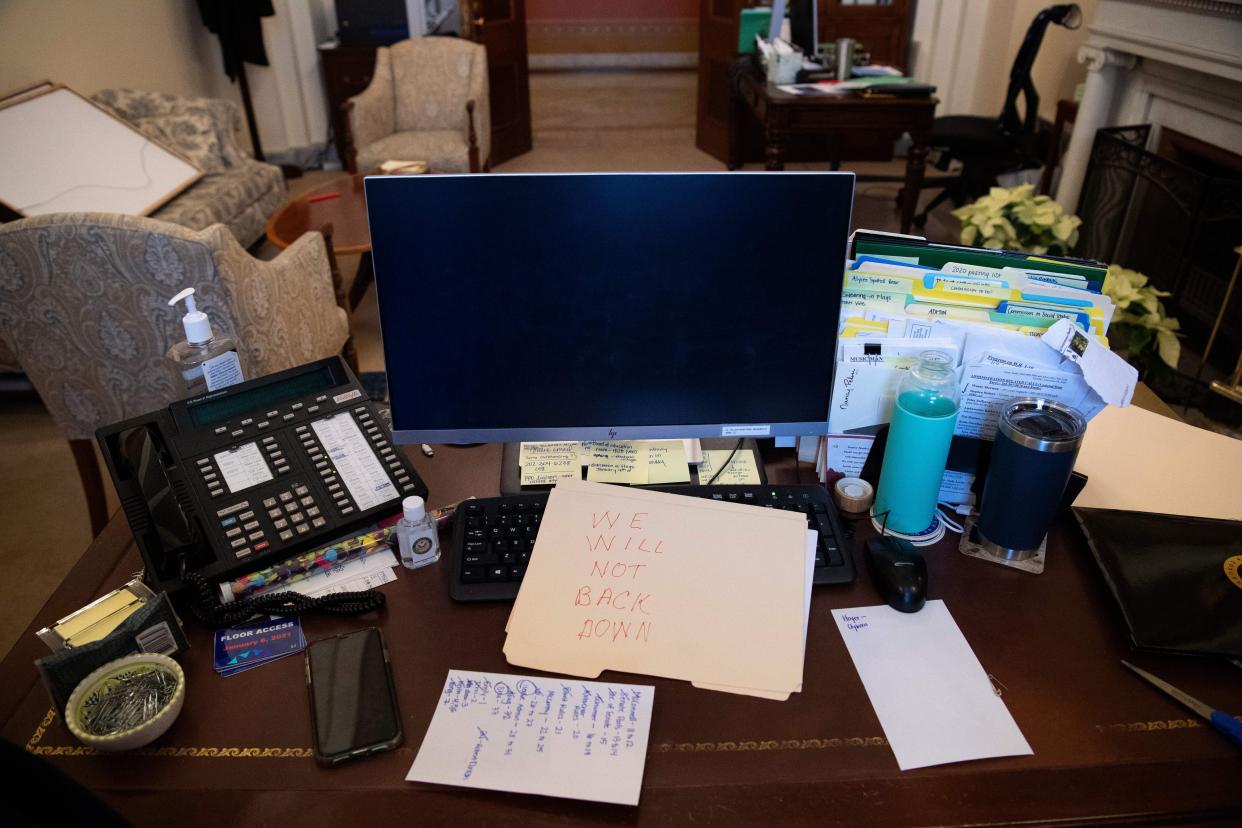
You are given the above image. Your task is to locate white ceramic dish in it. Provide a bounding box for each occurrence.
[65,653,185,751]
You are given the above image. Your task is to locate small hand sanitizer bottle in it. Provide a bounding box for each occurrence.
[397,496,441,569]
[165,288,244,398]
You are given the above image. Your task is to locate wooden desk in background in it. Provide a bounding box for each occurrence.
[729,70,937,236]
[2,441,1239,826]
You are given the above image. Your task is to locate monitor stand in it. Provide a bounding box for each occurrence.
[498,438,768,496]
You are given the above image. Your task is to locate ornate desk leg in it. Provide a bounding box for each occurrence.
[901,140,929,234]
[765,131,786,171]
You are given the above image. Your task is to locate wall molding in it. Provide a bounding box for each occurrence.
[528,18,697,55]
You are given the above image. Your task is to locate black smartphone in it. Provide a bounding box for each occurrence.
[305,627,402,766]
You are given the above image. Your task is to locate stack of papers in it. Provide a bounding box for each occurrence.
[504,479,815,699]
[822,232,1136,499]
[518,440,707,486]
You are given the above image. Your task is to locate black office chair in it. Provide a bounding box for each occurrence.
[913,4,1082,227]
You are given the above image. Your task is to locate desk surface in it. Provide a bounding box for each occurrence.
[2,443,1240,826]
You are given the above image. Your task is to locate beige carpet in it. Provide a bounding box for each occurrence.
[0,69,960,661]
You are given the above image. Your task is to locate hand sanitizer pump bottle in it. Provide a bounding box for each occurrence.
[873,351,961,535]
[165,288,244,398]
[397,496,441,569]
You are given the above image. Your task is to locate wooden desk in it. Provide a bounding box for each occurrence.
[3,444,1240,826]
[730,70,936,235]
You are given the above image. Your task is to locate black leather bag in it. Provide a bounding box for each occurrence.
[1074,507,1242,660]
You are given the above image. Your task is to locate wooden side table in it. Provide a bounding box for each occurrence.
[266,174,373,372]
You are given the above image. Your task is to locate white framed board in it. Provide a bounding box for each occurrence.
[0,85,202,218]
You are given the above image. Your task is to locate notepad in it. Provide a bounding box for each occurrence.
[832,601,1032,770]
[406,670,654,805]
[697,449,761,484]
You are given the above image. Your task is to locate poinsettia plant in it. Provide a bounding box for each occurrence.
[952,183,1081,255]
[953,187,1183,375]
[1103,264,1182,372]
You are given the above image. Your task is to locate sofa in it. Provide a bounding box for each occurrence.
[92,89,287,249]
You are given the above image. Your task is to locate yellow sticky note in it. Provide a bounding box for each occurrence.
[638,440,690,484]
[586,441,649,484]
[699,450,761,485]
[519,441,580,486]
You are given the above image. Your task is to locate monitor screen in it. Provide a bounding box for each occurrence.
[365,172,853,444]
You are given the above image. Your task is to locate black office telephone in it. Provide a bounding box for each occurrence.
[97,356,428,593]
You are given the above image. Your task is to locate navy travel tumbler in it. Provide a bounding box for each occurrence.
[977,398,1086,560]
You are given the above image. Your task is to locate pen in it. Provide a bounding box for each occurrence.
[308,192,341,203]
[1121,660,1242,750]
[219,527,394,602]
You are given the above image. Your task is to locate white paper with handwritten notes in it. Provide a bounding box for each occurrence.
[406,670,654,806]
[832,601,1032,770]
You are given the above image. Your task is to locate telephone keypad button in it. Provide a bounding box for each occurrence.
[306,506,321,518]
[268,508,283,519]
[263,497,277,508]
[248,530,264,541]
[311,517,327,528]
[294,485,310,497]
[273,518,288,529]
[279,492,294,502]
[225,527,241,538]
[279,530,294,541]
[238,511,254,521]
[295,523,310,535]
[242,520,259,531]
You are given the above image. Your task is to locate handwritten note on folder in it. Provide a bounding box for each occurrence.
[406,669,654,806]
[504,479,811,699]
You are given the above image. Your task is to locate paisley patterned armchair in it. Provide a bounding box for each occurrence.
[343,36,490,174]
[0,213,350,535]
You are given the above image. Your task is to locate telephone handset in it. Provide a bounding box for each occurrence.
[97,357,428,593]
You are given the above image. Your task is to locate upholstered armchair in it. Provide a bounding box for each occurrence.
[0,213,350,536]
[343,37,490,174]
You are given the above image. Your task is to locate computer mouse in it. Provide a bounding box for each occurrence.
[864,536,927,613]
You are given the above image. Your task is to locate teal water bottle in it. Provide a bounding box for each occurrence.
[873,352,960,534]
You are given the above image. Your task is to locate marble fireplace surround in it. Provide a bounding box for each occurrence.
[1055,0,1242,211]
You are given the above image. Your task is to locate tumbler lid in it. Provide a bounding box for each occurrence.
[997,398,1086,453]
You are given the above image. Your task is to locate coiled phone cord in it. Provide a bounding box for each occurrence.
[184,571,386,628]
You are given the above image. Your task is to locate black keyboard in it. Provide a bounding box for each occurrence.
[448,484,855,602]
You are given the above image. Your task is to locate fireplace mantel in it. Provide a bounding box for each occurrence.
[1054,0,1242,210]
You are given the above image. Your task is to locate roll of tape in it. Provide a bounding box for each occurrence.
[833,477,874,513]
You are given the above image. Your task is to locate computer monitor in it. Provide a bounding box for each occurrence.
[365,171,854,445]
